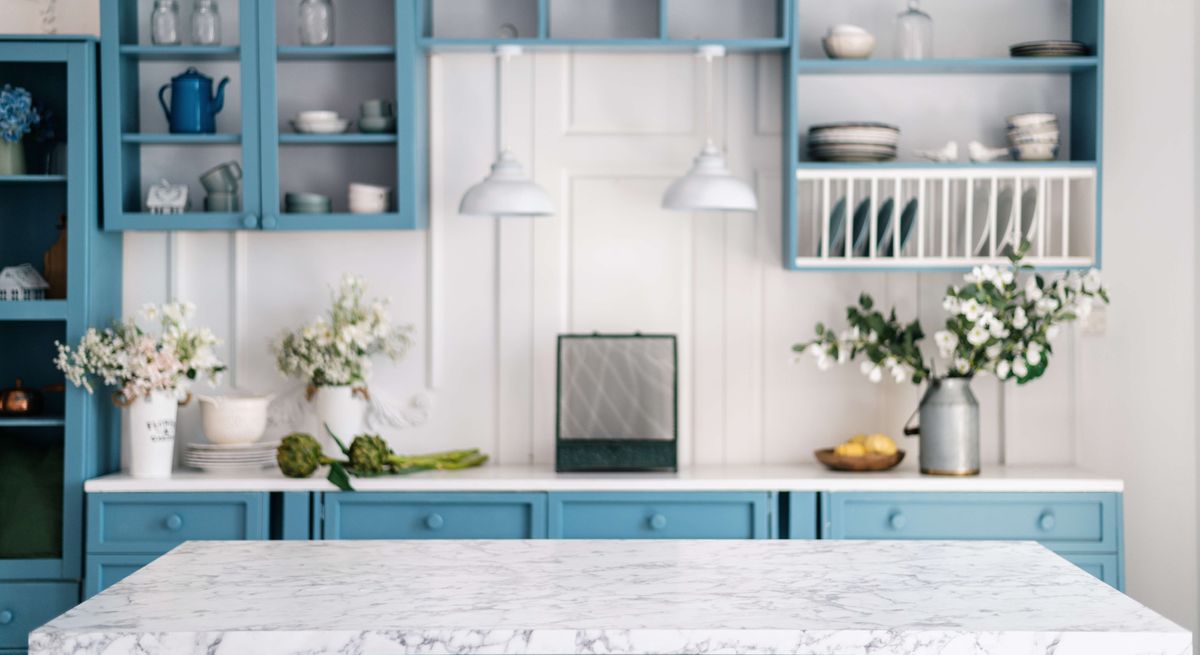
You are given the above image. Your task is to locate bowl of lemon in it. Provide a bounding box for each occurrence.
[815,434,904,472]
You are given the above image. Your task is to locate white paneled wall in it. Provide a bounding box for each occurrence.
[124,50,1078,468]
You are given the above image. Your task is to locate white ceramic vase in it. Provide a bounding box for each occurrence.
[127,391,179,479]
[313,385,367,443]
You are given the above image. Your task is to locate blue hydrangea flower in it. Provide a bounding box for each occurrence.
[0,85,41,143]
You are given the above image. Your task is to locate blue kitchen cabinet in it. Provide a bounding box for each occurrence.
[784,492,819,539]
[548,492,775,539]
[87,492,268,554]
[0,582,78,650]
[321,493,547,540]
[99,0,425,231]
[821,492,1124,589]
[83,554,158,598]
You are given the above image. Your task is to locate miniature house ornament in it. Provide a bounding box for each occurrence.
[0,264,50,301]
[146,178,190,214]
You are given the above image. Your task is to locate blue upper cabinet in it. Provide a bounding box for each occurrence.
[99,0,425,231]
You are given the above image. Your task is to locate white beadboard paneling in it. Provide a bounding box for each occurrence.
[567,53,696,135]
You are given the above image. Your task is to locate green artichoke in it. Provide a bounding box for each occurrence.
[276,432,329,478]
[347,434,392,475]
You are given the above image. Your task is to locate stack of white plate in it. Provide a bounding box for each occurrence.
[1007,113,1059,161]
[808,123,899,162]
[1009,40,1088,58]
[183,441,279,473]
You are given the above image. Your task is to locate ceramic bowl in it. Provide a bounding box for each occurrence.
[297,110,339,122]
[198,394,273,445]
[291,119,351,134]
[349,197,388,214]
[823,31,875,59]
[1006,112,1058,128]
[358,116,397,133]
[1011,143,1059,161]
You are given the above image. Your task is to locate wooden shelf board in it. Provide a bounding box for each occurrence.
[119,45,240,60]
[0,175,67,183]
[277,45,396,60]
[419,37,790,52]
[796,57,1098,75]
[0,300,68,321]
[121,133,241,145]
[0,416,66,428]
[108,212,247,231]
[279,133,397,145]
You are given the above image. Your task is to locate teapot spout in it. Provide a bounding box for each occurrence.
[211,77,230,116]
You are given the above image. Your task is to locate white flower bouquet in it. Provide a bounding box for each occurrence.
[273,274,413,388]
[55,302,225,403]
[795,245,1110,384]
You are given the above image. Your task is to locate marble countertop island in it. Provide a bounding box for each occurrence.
[31,540,1187,655]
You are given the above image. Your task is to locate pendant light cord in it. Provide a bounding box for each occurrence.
[494,45,522,157]
[697,45,724,149]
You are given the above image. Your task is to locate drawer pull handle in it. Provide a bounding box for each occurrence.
[0,609,13,625]
[424,513,444,530]
[648,513,668,530]
[888,512,907,530]
[1038,512,1056,531]
[164,514,184,531]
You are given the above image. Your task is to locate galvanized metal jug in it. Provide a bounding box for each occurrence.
[903,377,980,476]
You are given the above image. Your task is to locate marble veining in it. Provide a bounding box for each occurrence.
[31,540,1189,655]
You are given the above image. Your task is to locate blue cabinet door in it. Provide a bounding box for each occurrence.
[322,493,547,540]
[87,492,268,554]
[785,492,818,539]
[1060,553,1123,590]
[84,554,159,599]
[822,492,1120,554]
[549,492,773,539]
[0,582,77,649]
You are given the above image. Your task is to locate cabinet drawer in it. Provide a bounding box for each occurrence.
[322,493,547,540]
[84,554,160,598]
[822,492,1119,553]
[1061,553,1122,590]
[550,492,771,539]
[0,582,76,649]
[87,493,268,554]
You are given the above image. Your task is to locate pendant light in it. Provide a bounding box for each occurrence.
[459,45,554,217]
[662,45,757,213]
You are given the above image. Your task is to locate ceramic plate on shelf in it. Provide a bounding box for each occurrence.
[876,198,918,257]
[820,197,847,256]
[998,187,1040,255]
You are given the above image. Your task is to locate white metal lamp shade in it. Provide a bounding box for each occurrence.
[662,143,758,212]
[459,150,554,216]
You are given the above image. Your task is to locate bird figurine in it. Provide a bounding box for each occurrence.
[968,140,1011,163]
[915,141,958,163]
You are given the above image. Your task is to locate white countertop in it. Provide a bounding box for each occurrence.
[83,463,1124,493]
[31,539,1187,655]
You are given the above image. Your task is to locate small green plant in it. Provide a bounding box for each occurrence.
[276,431,487,491]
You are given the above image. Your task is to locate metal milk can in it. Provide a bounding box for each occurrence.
[903,376,980,476]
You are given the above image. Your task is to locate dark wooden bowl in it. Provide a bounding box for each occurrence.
[814,448,905,472]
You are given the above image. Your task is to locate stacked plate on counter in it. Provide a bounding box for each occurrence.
[1007,113,1059,161]
[183,441,279,473]
[1009,40,1088,57]
[808,123,899,162]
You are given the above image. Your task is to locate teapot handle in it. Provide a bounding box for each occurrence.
[158,83,172,123]
[902,406,920,437]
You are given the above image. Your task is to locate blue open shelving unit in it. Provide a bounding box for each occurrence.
[0,36,122,648]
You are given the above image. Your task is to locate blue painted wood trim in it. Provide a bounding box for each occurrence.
[84,554,158,598]
[247,0,270,231]
[797,57,1098,75]
[786,492,818,539]
[657,0,668,39]
[781,0,799,269]
[396,0,427,229]
[87,492,269,554]
[322,492,548,540]
[277,492,314,540]
[419,38,790,51]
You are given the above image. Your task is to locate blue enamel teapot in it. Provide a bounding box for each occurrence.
[158,67,229,134]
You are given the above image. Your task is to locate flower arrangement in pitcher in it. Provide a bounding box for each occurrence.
[54,301,225,402]
[273,274,413,388]
[0,85,40,143]
[794,244,1109,384]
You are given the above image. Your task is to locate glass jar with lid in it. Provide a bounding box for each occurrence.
[191,0,221,45]
[299,0,335,46]
[150,0,181,45]
[895,0,933,60]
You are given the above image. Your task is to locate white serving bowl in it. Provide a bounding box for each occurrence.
[823,31,876,59]
[297,110,339,122]
[349,197,388,214]
[828,24,870,36]
[292,119,351,134]
[198,394,273,445]
[1011,143,1059,161]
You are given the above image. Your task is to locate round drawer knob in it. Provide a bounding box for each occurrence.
[648,513,668,530]
[241,214,258,229]
[888,511,907,530]
[424,513,444,530]
[261,214,278,230]
[164,514,184,531]
[0,609,13,625]
[1038,512,1056,531]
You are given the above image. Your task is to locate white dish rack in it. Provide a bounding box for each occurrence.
[793,165,1097,269]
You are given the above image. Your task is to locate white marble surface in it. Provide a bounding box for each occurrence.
[32,540,1187,655]
[83,464,1125,493]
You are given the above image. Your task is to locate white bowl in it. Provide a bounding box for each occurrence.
[1011,143,1059,161]
[199,394,273,445]
[349,200,388,214]
[297,110,339,122]
[291,119,351,134]
[1006,112,1058,128]
[828,24,870,36]
[823,32,876,59]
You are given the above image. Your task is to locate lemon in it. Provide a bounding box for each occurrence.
[834,441,867,457]
[849,434,869,445]
[864,434,897,455]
